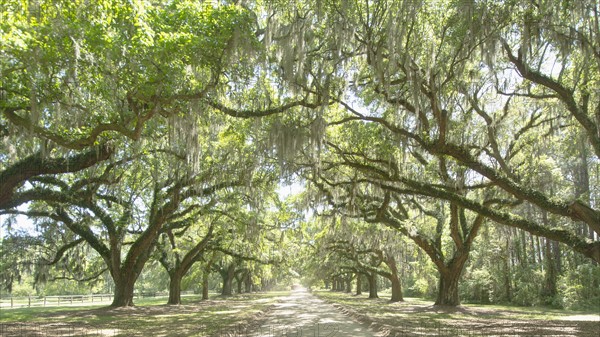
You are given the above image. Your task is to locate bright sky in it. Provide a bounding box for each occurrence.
[0,204,38,240]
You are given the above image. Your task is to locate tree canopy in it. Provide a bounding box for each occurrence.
[1,0,598,309]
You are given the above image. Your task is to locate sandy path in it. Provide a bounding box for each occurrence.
[248,289,384,337]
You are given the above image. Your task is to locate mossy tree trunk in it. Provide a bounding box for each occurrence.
[220,263,236,296]
[367,272,378,299]
[111,271,137,307]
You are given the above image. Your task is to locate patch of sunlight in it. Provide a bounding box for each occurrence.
[562,314,600,321]
[213,309,240,314]
[153,313,194,318]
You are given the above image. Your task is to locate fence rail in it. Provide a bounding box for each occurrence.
[0,291,192,309]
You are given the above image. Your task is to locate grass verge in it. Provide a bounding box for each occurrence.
[0,291,289,336]
[313,290,600,337]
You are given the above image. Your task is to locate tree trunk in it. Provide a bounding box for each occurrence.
[519,229,527,265]
[386,255,403,302]
[221,264,235,296]
[167,272,182,305]
[345,275,352,293]
[390,276,403,302]
[541,211,558,303]
[435,268,462,306]
[236,277,243,294]
[222,277,233,296]
[356,274,362,295]
[542,238,558,302]
[244,273,252,293]
[576,132,592,239]
[367,272,378,299]
[552,241,562,274]
[504,237,512,302]
[202,272,210,300]
[111,272,137,307]
[324,279,330,289]
[202,254,216,300]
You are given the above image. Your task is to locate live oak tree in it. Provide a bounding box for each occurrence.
[4,145,247,307]
[150,110,278,304]
[297,233,344,291]
[298,105,472,305]
[210,201,290,296]
[318,218,405,302]
[268,0,599,263]
[0,0,287,306]
[155,174,282,303]
[295,191,393,299]
[156,211,215,305]
[0,232,45,294]
[0,0,258,209]
[2,0,599,311]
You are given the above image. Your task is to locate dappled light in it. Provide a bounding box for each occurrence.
[1,0,599,336]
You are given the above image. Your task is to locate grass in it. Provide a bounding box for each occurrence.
[0,291,290,337]
[313,290,600,336]
[0,294,203,322]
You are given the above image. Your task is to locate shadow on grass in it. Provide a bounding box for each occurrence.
[313,290,600,337]
[0,291,289,337]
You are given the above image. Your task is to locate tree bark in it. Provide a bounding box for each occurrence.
[367,272,378,299]
[435,268,462,306]
[221,264,236,296]
[390,275,403,302]
[345,275,352,293]
[202,273,210,300]
[222,277,233,296]
[0,144,113,210]
[356,274,362,295]
[167,272,183,305]
[386,255,403,302]
[244,273,252,293]
[236,276,243,294]
[111,271,137,307]
[541,211,558,303]
[542,238,558,302]
[504,238,512,302]
[380,176,600,262]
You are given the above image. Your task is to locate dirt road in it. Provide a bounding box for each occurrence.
[248,288,383,337]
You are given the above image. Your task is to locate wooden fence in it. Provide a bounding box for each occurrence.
[0,291,191,309]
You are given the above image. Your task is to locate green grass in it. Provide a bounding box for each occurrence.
[0,295,204,322]
[313,290,600,336]
[0,292,290,337]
